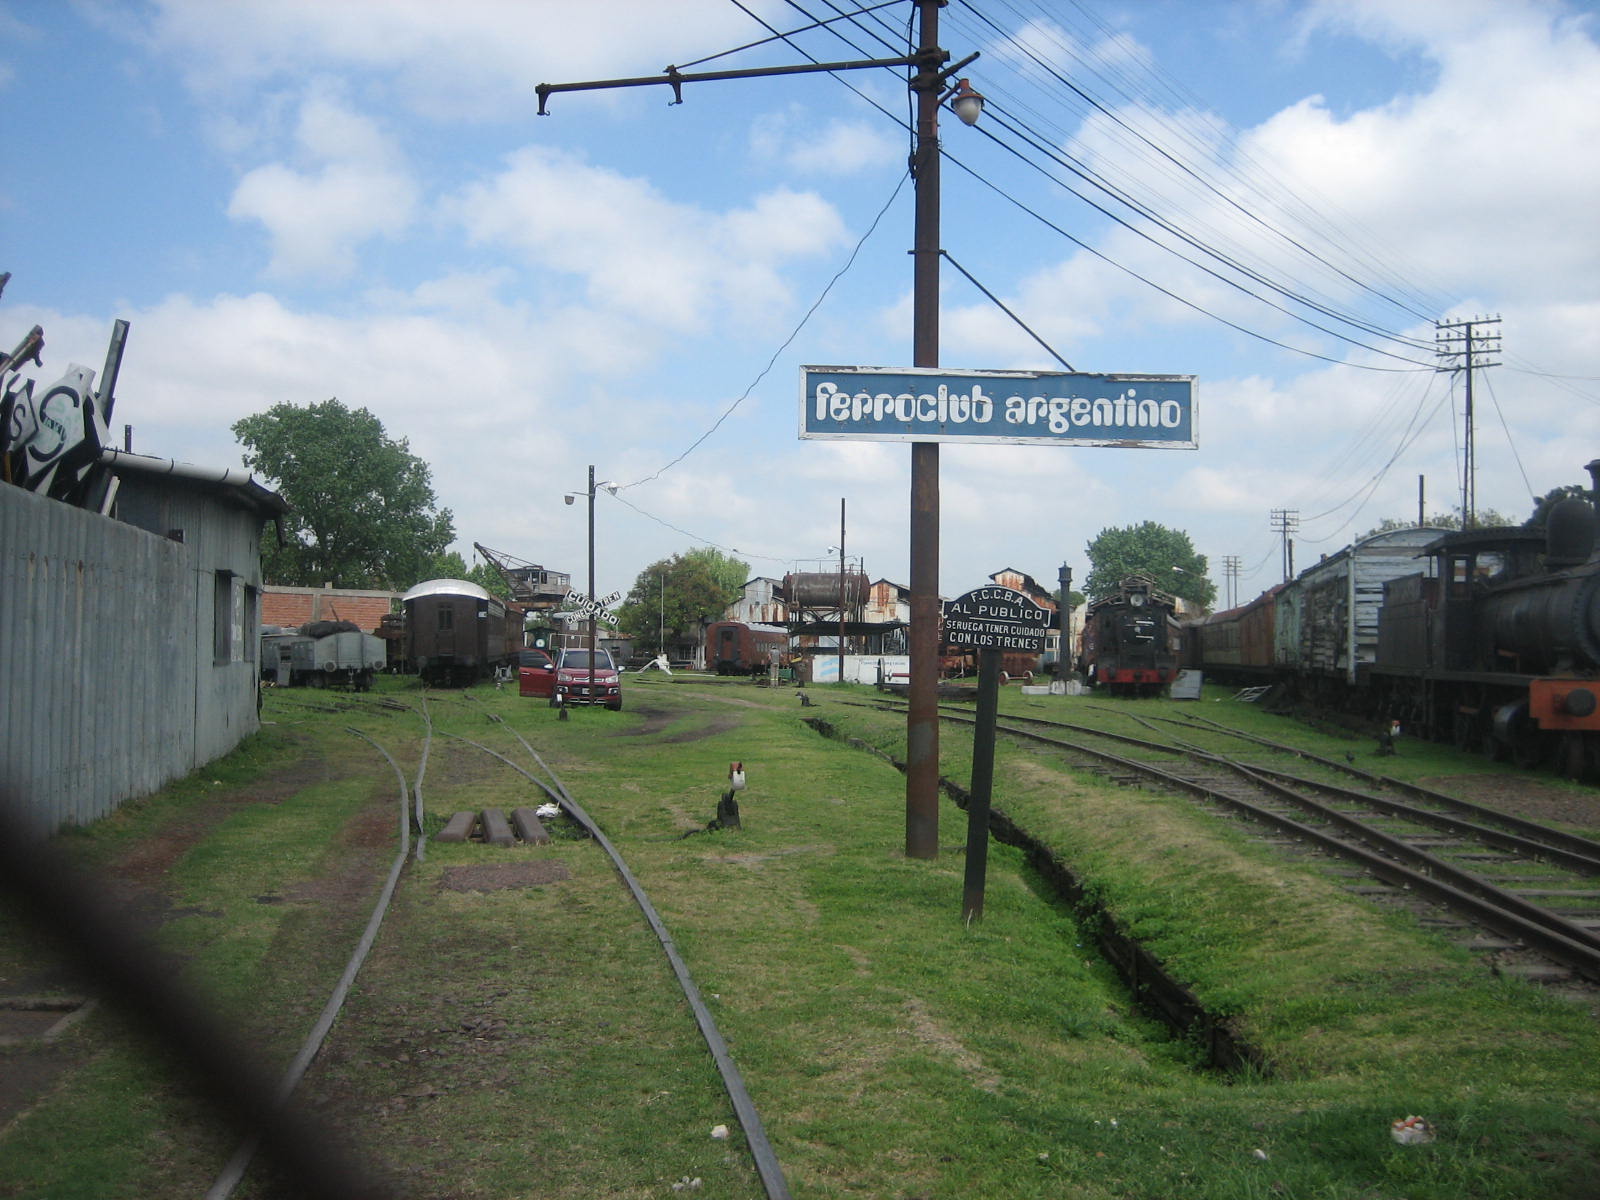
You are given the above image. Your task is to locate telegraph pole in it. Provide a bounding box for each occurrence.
[904,0,948,860]
[1270,509,1299,582]
[1220,555,1240,610]
[537,0,975,863]
[1436,316,1502,529]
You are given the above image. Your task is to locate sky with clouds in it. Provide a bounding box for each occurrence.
[5,0,1598,607]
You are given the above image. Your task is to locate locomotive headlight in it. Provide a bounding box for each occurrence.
[1129,593,1146,607]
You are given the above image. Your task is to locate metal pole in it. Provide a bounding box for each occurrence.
[587,464,597,700]
[838,498,846,688]
[1055,564,1072,683]
[1463,324,1476,529]
[961,647,1001,922]
[905,0,943,860]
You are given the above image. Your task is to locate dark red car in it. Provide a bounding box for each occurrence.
[517,649,556,698]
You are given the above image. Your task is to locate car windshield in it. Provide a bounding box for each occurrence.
[561,651,612,669]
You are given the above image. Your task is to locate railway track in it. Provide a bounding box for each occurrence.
[208,692,791,1200]
[868,695,1600,988]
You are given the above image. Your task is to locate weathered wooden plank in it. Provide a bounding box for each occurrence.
[481,808,516,847]
[510,806,551,844]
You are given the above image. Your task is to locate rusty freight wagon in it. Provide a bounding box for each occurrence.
[706,620,790,675]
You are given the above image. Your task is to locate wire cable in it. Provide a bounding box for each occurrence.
[941,250,1075,370]
[619,169,908,491]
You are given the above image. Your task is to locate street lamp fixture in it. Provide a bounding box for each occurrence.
[948,78,985,125]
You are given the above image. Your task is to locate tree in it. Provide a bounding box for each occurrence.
[1356,509,1515,540]
[1525,484,1590,530]
[413,550,509,600]
[1084,521,1216,609]
[233,398,454,589]
[614,548,750,654]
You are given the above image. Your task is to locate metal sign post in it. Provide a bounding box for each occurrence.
[943,586,1048,923]
[962,646,1002,923]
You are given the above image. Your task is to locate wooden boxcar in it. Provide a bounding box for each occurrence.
[402,578,517,686]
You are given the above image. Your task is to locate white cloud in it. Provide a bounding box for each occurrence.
[227,92,418,280]
[749,108,902,175]
[447,146,845,335]
[229,162,415,280]
[118,0,788,119]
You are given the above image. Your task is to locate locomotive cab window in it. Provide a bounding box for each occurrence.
[437,607,454,631]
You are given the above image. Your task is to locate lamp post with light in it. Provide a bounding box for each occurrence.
[537,0,982,859]
[564,465,615,703]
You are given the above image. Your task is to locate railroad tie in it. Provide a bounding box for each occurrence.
[510,807,551,845]
[437,811,478,843]
[480,808,517,847]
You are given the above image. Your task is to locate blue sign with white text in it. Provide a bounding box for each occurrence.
[800,366,1196,448]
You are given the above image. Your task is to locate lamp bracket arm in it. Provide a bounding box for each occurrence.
[537,52,927,112]
[935,51,982,95]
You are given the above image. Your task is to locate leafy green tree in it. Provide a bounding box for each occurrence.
[1525,485,1590,530]
[1357,509,1515,540]
[410,550,509,599]
[614,549,750,654]
[681,547,748,598]
[233,398,454,589]
[1084,521,1216,609]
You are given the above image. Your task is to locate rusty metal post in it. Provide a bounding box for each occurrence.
[961,647,1001,921]
[905,0,943,859]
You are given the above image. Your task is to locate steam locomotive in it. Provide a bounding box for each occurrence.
[1079,575,1183,695]
[1192,459,1600,778]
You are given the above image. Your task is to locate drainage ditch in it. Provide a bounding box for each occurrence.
[803,715,1271,1077]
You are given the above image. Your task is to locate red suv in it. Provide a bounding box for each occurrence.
[551,647,622,710]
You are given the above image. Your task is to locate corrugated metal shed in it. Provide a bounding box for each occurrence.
[1289,526,1446,683]
[2,456,284,839]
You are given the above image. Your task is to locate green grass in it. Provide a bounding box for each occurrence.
[2,674,1597,1198]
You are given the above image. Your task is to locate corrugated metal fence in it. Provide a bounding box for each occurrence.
[2,484,260,838]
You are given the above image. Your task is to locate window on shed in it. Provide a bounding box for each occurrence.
[214,571,244,664]
[244,585,259,663]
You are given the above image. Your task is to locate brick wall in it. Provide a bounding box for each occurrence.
[262,586,401,633]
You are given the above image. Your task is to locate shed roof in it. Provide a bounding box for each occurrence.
[99,449,288,517]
